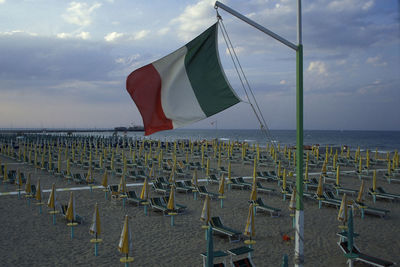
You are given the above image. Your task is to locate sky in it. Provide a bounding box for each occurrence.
[0,0,399,131]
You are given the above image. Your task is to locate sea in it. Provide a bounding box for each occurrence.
[79,129,400,153]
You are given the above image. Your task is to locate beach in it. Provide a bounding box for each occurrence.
[0,135,399,266]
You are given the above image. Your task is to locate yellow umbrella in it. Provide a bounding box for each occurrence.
[337,193,348,223]
[358,156,362,173]
[253,157,257,179]
[356,180,365,203]
[277,161,281,177]
[335,165,340,187]
[321,160,327,176]
[90,203,101,238]
[316,175,323,198]
[192,169,198,188]
[244,203,255,239]
[282,169,287,191]
[200,195,210,224]
[372,170,377,192]
[25,173,32,195]
[118,175,127,195]
[86,167,92,184]
[249,181,257,203]
[3,163,7,182]
[15,169,23,188]
[118,215,133,256]
[227,161,232,182]
[47,183,57,209]
[206,158,210,177]
[167,185,175,211]
[169,166,175,183]
[66,158,71,177]
[304,162,309,182]
[289,187,296,210]
[140,177,148,200]
[218,174,225,196]
[35,178,42,202]
[66,192,76,222]
[101,171,108,188]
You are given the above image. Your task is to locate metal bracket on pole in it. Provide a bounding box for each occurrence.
[214,1,298,51]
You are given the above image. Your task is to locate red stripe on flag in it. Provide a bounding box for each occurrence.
[126,64,173,135]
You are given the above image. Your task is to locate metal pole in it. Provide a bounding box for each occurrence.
[295,1,304,266]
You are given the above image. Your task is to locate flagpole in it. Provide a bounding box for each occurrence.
[214,1,304,266]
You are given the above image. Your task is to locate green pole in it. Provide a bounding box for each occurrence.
[295,43,304,266]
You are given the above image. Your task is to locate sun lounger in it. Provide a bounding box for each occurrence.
[229,178,248,190]
[197,185,219,199]
[108,184,119,197]
[208,174,219,184]
[73,173,86,184]
[256,182,275,194]
[353,201,390,219]
[156,177,170,187]
[126,191,145,206]
[209,217,241,242]
[255,198,281,217]
[152,182,170,195]
[59,204,84,224]
[373,187,400,200]
[183,180,196,190]
[236,177,252,187]
[200,250,228,267]
[227,246,255,267]
[338,241,395,267]
[256,171,274,182]
[368,188,396,201]
[162,196,187,213]
[149,197,168,214]
[175,181,192,193]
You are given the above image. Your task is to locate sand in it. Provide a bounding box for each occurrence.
[0,145,399,267]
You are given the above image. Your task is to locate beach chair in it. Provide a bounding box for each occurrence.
[256,171,273,182]
[256,182,275,194]
[200,251,228,267]
[175,181,192,193]
[152,182,170,195]
[209,217,241,242]
[162,196,187,213]
[227,246,256,267]
[254,198,281,217]
[236,177,252,187]
[353,201,390,219]
[219,166,229,175]
[197,185,219,199]
[115,168,124,176]
[127,170,137,180]
[149,197,168,214]
[73,173,86,184]
[208,174,220,184]
[126,191,145,206]
[183,180,196,190]
[137,169,147,180]
[175,167,186,177]
[108,184,119,198]
[338,241,395,267]
[230,178,248,190]
[156,177,170,187]
[376,187,400,200]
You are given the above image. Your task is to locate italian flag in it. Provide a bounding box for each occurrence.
[126,23,240,135]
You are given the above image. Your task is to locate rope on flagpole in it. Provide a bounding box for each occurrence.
[217,13,276,151]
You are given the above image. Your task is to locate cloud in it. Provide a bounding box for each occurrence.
[307,61,327,75]
[225,46,245,55]
[0,30,37,36]
[104,31,124,42]
[366,56,387,67]
[62,2,102,27]
[104,30,149,42]
[57,31,91,40]
[279,80,287,85]
[157,27,170,36]
[171,0,216,41]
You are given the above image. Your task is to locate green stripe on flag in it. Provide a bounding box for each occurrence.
[184,23,240,117]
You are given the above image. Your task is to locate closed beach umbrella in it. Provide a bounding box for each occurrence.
[90,203,101,237]
[3,163,7,182]
[67,158,71,176]
[35,179,42,202]
[304,162,309,182]
[244,203,255,239]
[101,171,108,188]
[140,177,148,200]
[218,174,225,196]
[227,161,231,182]
[200,195,210,224]
[206,158,210,177]
[169,166,175,183]
[66,192,76,222]
[16,169,23,188]
[47,183,57,209]
[192,169,198,188]
[118,215,133,255]
[86,167,92,184]
[316,175,323,198]
[356,180,365,203]
[25,174,32,195]
[277,161,281,177]
[372,170,377,192]
[337,193,347,223]
[335,166,340,187]
[118,175,127,195]
[289,188,296,210]
[358,157,362,173]
[167,185,175,211]
[282,169,287,190]
[250,175,257,202]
